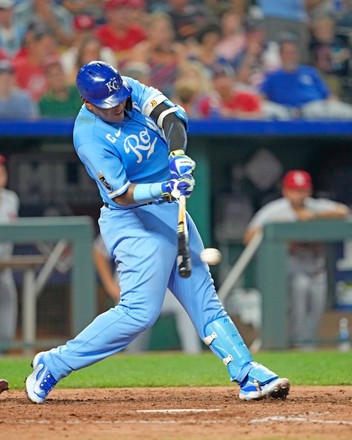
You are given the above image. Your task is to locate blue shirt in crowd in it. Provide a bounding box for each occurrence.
[260,65,330,108]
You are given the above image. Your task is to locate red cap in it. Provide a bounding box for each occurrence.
[0,154,7,165]
[73,14,95,31]
[283,170,312,190]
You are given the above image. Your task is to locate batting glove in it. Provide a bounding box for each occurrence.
[169,149,196,179]
[161,174,195,201]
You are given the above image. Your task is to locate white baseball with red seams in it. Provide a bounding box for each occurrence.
[200,248,222,265]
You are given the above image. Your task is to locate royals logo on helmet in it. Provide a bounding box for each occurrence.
[106,80,121,93]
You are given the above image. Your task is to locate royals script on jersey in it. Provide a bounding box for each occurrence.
[73,77,172,209]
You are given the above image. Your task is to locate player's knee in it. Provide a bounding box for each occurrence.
[128,305,161,331]
[292,274,310,292]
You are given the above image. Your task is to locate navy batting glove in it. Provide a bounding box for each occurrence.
[169,149,196,179]
[161,174,195,201]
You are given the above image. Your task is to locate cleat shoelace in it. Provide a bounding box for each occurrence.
[40,373,57,394]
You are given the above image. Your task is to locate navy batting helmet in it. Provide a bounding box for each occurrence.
[76,61,132,109]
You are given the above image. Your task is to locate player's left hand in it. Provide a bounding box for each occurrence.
[161,174,195,201]
[169,149,196,178]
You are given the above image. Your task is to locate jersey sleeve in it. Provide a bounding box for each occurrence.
[124,76,168,117]
[309,198,343,212]
[77,142,130,200]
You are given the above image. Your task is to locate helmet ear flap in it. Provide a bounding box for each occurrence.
[125,96,132,111]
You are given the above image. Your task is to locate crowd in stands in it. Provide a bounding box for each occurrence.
[1,0,352,120]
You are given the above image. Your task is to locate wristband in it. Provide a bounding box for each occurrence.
[133,183,163,204]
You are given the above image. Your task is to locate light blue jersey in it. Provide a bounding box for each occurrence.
[73,77,171,209]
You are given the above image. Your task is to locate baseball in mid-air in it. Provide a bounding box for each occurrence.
[200,248,222,265]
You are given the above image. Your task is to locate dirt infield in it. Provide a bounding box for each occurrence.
[1,386,352,440]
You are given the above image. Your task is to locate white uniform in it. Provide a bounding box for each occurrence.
[0,188,19,343]
[246,196,341,346]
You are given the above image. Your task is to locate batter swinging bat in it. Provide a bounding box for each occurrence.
[177,195,191,278]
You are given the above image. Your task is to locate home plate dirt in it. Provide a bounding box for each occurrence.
[1,386,351,440]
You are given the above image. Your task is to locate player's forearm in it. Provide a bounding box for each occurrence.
[112,177,194,206]
[112,183,162,206]
[163,115,187,152]
[313,206,350,219]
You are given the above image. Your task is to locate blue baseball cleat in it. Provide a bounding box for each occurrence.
[25,352,57,403]
[239,376,290,401]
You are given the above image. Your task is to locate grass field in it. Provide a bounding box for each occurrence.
[1,350,351,389]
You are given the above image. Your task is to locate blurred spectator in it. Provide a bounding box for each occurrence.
[172,60,211,117]
[62,24,116,84]
[121,60,152,85]
[196,62,264,119]
[257,0,311,63]
[0,47,7,59]
[12,27,58,101]
[214,9,247,65]
[0,59,38,119]
[0,0,26,57]
[59,0,105,23]
[172,79,203,117]
[260,33,352,119]
[309,12,351,98]
[94,0,146,61]
[165,0,211,42]
[234,18,280,90]
[187,22,223,74]
[128,11,184,95]
[38,58,82,118]
[14,0,75,48]
[126,0,149,28]
[307,0,349,20]
[0,154,20,350]
[205,0,248,19]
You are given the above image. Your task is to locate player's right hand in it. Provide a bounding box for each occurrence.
[161,174,195,200]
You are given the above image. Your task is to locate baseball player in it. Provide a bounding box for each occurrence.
[0,155,20,350]
[244,170,350,349]
[26,61,290,403]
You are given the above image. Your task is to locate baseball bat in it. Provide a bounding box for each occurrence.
[177,195,192,278]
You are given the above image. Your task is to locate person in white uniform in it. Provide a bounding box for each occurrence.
[93,234,202,354]
[0,154,20,349]
[244,170,350,348]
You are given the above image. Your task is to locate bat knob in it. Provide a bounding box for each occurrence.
[179,267,191,278]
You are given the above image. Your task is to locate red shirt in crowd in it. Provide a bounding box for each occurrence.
[12,58,47,102]
[94,25,145,53]
[198,90,261,118]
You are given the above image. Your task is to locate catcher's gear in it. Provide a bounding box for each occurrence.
[169,149,196,179]
[76,61,132,109]
[161,175,195,201]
